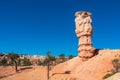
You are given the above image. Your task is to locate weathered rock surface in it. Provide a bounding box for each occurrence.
[75,11,96,60]
[50,11,120,80]
[50,50,120,80]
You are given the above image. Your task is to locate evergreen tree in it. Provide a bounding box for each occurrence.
[59,53,65,62]
[7,52,20,73]
[68,55,74,59]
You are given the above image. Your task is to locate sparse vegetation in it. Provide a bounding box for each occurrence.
[102,71,116,79]
[103,58,120,79]
[22,57,32,66]
[37,59,42,65]
[46,51,51,80]
[1,57,7,66]
[59,53,65,63]
[8,60,14,66]
[68,55,74,59]
[7,52,20,73]
[112,58,120,72]
[0,52,72,67]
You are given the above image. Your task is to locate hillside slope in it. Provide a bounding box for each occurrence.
[1,49,120,80]
[50,49,120,80]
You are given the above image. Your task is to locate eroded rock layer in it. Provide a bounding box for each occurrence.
[75,11,96,60]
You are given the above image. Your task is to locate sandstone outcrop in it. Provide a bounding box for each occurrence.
[50,50,120,80]
[50,11,120,80]
[75,11,96,60]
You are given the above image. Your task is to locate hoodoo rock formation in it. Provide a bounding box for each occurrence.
[0,11,120,80]
[75,11,96,60]
[50,11,120,80]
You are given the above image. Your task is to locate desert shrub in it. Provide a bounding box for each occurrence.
[0,60,2,66]
[0,57,7,66]
[59,53,65,63]
[37,59,42,65]
[68,55,74,59]
[113,58,119,63]
[42,56,56,66]
[103,58,120,79]
[8,60,14,66]
[102,70,116,79]
[42,58,49,66]
[112,58,120,72]
[22,58,32,66]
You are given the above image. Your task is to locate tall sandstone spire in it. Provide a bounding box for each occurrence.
[75,11,96,60]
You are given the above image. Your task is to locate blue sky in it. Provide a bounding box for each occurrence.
[0,0,120,56]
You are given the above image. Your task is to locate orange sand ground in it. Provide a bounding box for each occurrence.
[50,50,120,80]
[0,50,120,80]
[0,66,48,80]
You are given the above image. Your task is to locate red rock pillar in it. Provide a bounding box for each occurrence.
[75,11,96,60]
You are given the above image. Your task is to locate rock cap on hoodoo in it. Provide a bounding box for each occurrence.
[75,11,92,17]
